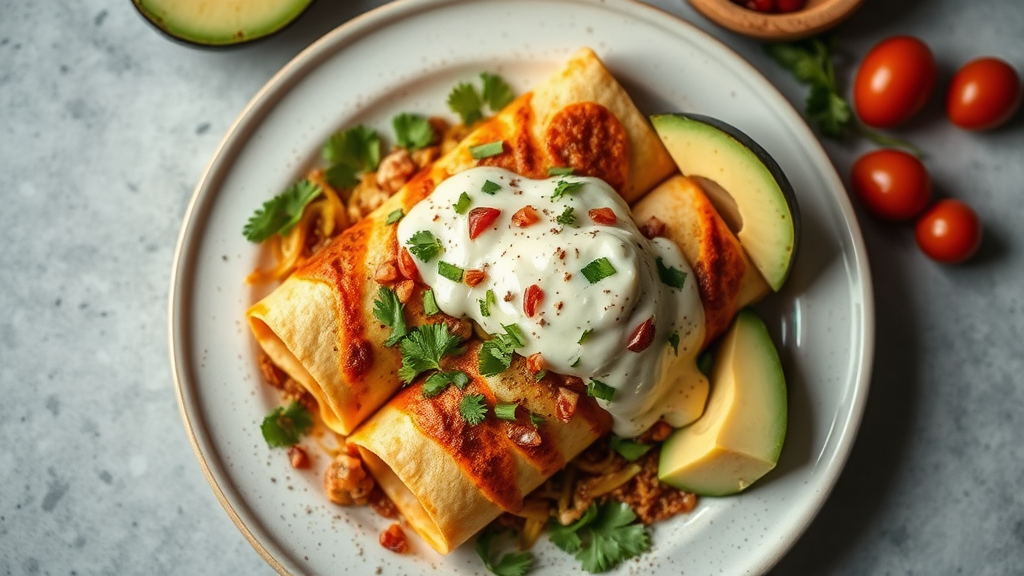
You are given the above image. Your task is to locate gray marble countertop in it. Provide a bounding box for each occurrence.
[2,0,1022,574]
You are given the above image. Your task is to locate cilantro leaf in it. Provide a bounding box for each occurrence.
[655,257,688,290]
[454,191,472,214]
[578,329,592,344]
[609,435,653,462]
[479,324,525,376]
[459,393,488,425]
[494,402,519,421]
[243,180,322,242]
[372,287,407,347]
[480,72,515,112]
[392,112,436,151]
[481,180,501,194]
[423,289,440,316]
[667,331,680,355]
[398,324,466,383]
[470,140,504,159]
[556,206,577,227]
[587,379,616,402]
[422,370,470,398]
[385,209,404,225]
[581,258,617,284]
[322,125,380,188]
[576,502,649,573]
[438,261,464,282]
[406,230,443,262]
[551,179,584,201]
[476,530,534,576]
[448,82,483,126]
[260,402,313,447]
[549,503,598,554]
[479,289,496,317]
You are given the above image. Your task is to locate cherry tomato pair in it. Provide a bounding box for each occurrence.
[854,36,1021,130]
[851,149,982,263]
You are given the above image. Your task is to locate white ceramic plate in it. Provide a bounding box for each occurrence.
[169,0,874,574]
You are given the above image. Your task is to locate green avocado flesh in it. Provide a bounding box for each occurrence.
[134,0,314,46]
[658,309,788,496]
[650,113,798,292]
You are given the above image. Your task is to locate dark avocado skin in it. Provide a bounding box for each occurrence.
[130,0,318,49]
[653,112,801,288]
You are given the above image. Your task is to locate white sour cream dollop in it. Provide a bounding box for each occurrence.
[397,166,707,437]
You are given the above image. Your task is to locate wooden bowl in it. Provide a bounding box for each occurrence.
[686,0,865,41]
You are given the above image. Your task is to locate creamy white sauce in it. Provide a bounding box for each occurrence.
[397,167,706,437]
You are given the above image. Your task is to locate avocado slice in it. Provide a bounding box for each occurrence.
[658,309,787,496]
[133,0,315,47]
[650,113,799,292]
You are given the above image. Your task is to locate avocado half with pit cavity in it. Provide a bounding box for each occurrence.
[133,0,315,47]
[658,309,787,496]
[650,113,799,292]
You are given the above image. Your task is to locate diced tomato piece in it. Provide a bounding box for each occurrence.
[379,523,409,553]
[468,207,501,239]
[398,247,420,281]
[627,317,656,352]
[588,207,617,225]
[288,445,310,469]
[523,284,544,317]
[556,387,579,423]
[526,352,546,373]
[464,269,486,287]
[512,205,540,227]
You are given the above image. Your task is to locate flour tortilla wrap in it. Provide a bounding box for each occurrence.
[348,343,611,554]
[247,47,676,434]
[632,175,770,344]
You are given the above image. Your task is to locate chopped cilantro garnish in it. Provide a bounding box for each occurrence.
[470,140,504,159]
[453,191,472,214]
[479,289,497,317]
[322,125,380,189]
[535,369,548,382]
[397,323,466,384]
[406,230,443,262]
[548,502,649,573]
[392,112,436,151]
[556,206,577,227]
[609,435,654,462]
[385,209,404,225]
[422,370,470,398]
[570,357,581,368]
[697,350,714,377]
[438,261,464,282]
[459,393,488,425]
[448,82,484,126]
[476,529,534,576]
[547,166,574,176]
[494,402,519,421]
[578,329,593,344]
[480,72,515,111]
[587,379,616,402]
[551,179,584,201]
[243,180,322,242]
[372,287,406,347]
[667,331,680,355]
[581,257,617,284]
[479,324,525,376]
[656,257,688,289]
[260,401,313,447]
[481,179,501,194]
[423,289,440,316]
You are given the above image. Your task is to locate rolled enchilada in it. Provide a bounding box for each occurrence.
[247,47,677,434]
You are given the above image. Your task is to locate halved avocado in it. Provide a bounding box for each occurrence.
[133,0,315,47]
[650,113,799,292]
[658,309,787,496]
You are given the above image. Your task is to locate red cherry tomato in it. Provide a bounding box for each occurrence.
[947,57,1023,130]
[468,207,501,239]
[854,36,937,128]
[850,149,931,220]
[914,199,982,264]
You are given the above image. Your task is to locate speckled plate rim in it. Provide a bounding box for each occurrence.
[168,1,875,574]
